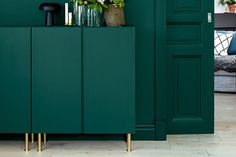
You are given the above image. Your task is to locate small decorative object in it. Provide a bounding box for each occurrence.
[68,12,73,25]
[39,3,61,26]
[219,0,236,13]
[71,0,107,26]
[104,0,125,26]
[65,3,69,25]
[73,2,88,26]
[87,7,104,27]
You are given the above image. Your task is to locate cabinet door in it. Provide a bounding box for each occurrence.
[83,27,135,134]
[0,27,31,133]
[32,27,82,133]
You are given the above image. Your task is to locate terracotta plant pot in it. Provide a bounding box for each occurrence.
[228,4,236,13]
[104,4,125,27]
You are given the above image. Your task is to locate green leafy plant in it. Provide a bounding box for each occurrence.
[71,0,107,13]
[109,0,125,8]
[71,0,84,5]
[90,0,107,13]
[219,0,236,5]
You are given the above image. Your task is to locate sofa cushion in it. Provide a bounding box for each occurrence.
[215,55,236,72]
[228,33,236,55]
[215,31,234,56]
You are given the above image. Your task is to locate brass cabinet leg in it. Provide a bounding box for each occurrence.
[31,133,34,143]
[43,133,47,144]
[24,133,29,152]
[37,133,42,152]
[127,133,132,152]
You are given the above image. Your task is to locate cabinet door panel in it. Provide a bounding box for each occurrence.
[32,27,82,133]
[83,27,135,134]
[0,27,31,133]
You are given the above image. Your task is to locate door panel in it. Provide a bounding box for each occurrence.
[172,56,201,118]
[173,0,201,12]
[83,27,135,134]
[0,27,31,133]
[32,27,82,133]
[166,0,214,133]
[167,24,201,45]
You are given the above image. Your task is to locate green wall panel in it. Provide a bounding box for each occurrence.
[0,27,31,133]
[32,27,82,133]
[125,0,156,135]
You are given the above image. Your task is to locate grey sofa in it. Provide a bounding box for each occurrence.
[214,55,236,93]
[214,15,236,93]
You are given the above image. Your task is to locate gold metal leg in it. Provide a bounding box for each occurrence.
[24,133,29,152]
[127,133,132,152]
[37,133,42,152]
[43,133,47,144]
[31,133,34,143]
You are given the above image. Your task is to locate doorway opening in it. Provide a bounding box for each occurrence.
[214,0,236,134]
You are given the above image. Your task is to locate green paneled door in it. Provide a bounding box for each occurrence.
[83,27,135,134]
[32,27,82,133]
[0,27,31,133]
[164,0,214,133]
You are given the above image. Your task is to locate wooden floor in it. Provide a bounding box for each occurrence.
[0,93,236,157]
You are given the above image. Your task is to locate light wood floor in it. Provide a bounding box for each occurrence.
[0,93,236,157]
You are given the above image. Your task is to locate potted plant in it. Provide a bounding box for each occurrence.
[104,0,125,26]
[219,0,236,13]
[72,0,107,26]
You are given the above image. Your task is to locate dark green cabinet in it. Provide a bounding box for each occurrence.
[31,27,135,135]
[83,27,135,134]
[0,27,31,133]
[32,27,82,133]
[0,27,135,135]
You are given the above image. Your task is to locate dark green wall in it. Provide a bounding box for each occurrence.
[0,0,67,26]
[0,0,156,140]
[125,1,156,140]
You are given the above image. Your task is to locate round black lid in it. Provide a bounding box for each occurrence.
[39,3,61,12]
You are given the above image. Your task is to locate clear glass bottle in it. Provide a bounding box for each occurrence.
[74,3,103,27]
[87,8,103,27]
[74,4,88,26]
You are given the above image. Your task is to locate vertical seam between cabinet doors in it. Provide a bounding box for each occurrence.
[154,0,157,140]
[81,27,84,133]
[30,27,33,133]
